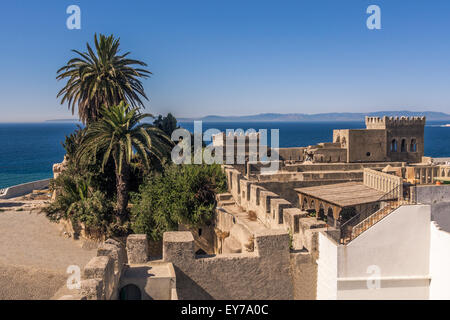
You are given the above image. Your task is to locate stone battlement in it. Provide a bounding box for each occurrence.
[365,116,426,129]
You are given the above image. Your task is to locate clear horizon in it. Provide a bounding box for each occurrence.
[1,0,450,122]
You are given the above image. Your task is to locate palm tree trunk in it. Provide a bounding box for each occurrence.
[115,161,130,222]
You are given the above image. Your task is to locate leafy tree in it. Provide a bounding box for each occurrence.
[130,163,227,241]
[75,102,173,221]
[57,34,151,124]
[153,113,178,137]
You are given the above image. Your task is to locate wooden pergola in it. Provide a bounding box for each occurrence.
[295,182,388,227]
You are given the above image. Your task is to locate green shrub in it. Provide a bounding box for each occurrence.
[44,175,114,237]
[130,163,227,241]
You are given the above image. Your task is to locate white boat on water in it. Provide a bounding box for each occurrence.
[442,124,450,127]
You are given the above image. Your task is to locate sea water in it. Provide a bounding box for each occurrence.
[1,121,449,189]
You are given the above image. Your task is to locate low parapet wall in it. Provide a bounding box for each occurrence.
[57,236,177,300]
[363,168,403,195]
[0,179,50,199]
[163,230,293,300]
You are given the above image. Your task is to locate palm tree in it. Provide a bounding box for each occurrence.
[75,102,173,221]
[57,34,151,124]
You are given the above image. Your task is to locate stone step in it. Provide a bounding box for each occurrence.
[218,200,235,207]
[216,193,233,201]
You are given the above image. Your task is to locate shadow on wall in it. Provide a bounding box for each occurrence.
[172,267,214,300]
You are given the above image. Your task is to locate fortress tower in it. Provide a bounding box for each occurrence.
[332,116,426,163]
[365,116,426,163]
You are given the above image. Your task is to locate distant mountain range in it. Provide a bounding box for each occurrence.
[178,111,450,122]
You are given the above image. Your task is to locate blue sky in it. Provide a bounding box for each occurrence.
[0,0,450,122]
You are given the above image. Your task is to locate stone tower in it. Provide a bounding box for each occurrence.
[365,116,426,163]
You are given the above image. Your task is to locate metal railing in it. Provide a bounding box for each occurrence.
[326,184,414,244]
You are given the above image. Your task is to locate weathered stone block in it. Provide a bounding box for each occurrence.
[254,229,290,257]
[126,234,149,264]
[84,256,112,279]
[83,256,115,299]
[163,232,194,263]
[300,217,327,230]
[81,278,104,300]
[97,242,126,275]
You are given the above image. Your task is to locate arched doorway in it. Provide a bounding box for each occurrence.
[327,207,335,227]
[318,203,325,221]
[302,197,308,210]
[339,206,357,224]
[120,284,142,300]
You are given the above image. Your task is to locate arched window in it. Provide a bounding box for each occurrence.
[401,139,407,152]
[391,139,398,152]
[302,198,308,210]
[327,207,334,218]
[318,203,325,220]
[410,139,417,152]
[327,207,335,226]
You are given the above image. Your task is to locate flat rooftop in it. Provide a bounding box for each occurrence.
[295,182,386,207]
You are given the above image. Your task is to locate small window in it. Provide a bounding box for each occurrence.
[198,228,202,236]
[391,139,398,152]
[366,152,371,157]
[410,139,417,152]
[401,139,407,152]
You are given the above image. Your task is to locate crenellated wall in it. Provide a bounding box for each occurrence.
[222,166,327,253]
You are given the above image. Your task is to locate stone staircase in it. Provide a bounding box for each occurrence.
[216,193,235,207]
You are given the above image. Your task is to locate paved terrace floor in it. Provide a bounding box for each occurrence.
[0,197,96,300]
[295,182,387,207]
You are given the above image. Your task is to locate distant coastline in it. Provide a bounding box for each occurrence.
[178,111,450,122]
[45,111,450,123]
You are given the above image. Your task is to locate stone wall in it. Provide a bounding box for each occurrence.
[347,129,388,163]
[225,167,327,251]
[162,230,294,300]
[279,147,306,161]
[414,185,450,205]
[58,236,178,300]
[56,239,127,300]
[0,179,50,199]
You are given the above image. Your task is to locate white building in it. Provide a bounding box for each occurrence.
[316,185,450,300]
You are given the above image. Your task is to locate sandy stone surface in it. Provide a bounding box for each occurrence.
[0,206,96,300]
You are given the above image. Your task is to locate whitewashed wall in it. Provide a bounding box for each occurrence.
[338,205,431,299]
[429,218,450,299]
[318,205,431,300]
[316,232,337,300]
